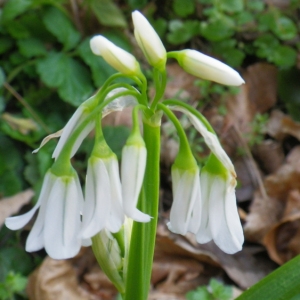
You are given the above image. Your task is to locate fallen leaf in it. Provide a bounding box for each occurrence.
[0,189,34,228]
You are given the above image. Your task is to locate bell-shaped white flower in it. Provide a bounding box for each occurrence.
[196,158,244,254]
[5,169,84,259]
[168,165,201,235]
[51,88,138,160]
[121,136,151,222]
[132,10,166,71]
[170,49,244,86]
[81,154,124,239]
[90,35,141,76]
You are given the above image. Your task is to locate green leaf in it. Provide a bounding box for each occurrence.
[200,15,235,41]
[0,68,5,87]
[246,0,265,12]
[36,52,94,106]
[254,34,280,59]
[272,16,297,41]
[78,38,115,87]
[1,0,33,23]
[17,38,47,58]
[0,37,13,55]
[186,286,212,300]
[210,279,232,300]
[235,11,254,26]
[167,20,200,45]
[127,0,147,9]
[272,45,297,68]
[88,0,127,28]
[219,0,244,13]
[172,0,195,17]
[236,254,300,300]
[103,126,130,159]
[6,21,31,39]
[43,7,81,51]
[258,11,276,32]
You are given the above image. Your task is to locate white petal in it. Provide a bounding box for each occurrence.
[187,177,202,234]
[171,107,235,175]
[81,160,111,238]
[121,145,151,222]
[44,178,81,259]
[52,106,85,159]
[209,176,243,254]
[196,172,212,243]
[168,168,200,235]
[105,157,124,233]
[90,35,139,75]
[180,49,244,86]
[70,120,94,158]
[132,11,166,68]
[5,172,53,230]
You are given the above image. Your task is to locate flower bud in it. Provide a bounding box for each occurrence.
[90,35,141,76]
[132,10,166,71]
[173,49,244,86]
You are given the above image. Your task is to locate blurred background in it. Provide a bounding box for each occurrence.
[1,0,300,299]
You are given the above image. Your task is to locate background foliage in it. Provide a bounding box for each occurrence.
[0,0,300,299]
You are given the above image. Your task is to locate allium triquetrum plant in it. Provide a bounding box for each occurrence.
[5,10,245,300]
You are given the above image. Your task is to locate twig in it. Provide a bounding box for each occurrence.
[3,82,51,134]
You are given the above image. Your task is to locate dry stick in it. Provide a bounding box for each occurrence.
[232,124,268,199]
[70,0,83,34]
[4,82,51,134]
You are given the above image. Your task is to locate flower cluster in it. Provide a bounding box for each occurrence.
[6,10,244,290]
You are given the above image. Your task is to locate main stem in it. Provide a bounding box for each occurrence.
[124,118,161,300]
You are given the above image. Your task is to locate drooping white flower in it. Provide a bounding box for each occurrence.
[90,35,141,76]
[121,141,151,222]
[171,49,244,86]
[169,106,244,253]
[132,10,166,71]
[167,165,201,235]
[5,170,84,259]
[196,165,244,254]
[81,154,124,239]
[51,88,138,160]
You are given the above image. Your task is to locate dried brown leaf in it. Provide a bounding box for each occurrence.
[0,189,34,227]
[244,191,284,243]
[264,190,300,265]
[27,257,92,300]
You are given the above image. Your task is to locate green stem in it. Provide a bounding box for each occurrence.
[157,103,196,169]
[150,68,167,111]
[162,99,215,133]
[124,116,161,300]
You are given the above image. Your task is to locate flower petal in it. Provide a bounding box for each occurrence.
[44,178,81,259]
[5,172,53,230]
[209,176,243,254]
[168,168,200,235]
[105,157,124,233]
[196,171,212,243]
[81,159,111,238]
[121,145,151,222]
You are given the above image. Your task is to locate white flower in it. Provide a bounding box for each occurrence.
[169,106,244,253]
[196,168,244,254]
[167,166,201,235]
[121,143,151,222]
[81,154,124,239]
[51,88,138,160]
[90,35,141,76]
[174,49,244,86]
[5,170,84,259]
[132,10,166,71]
